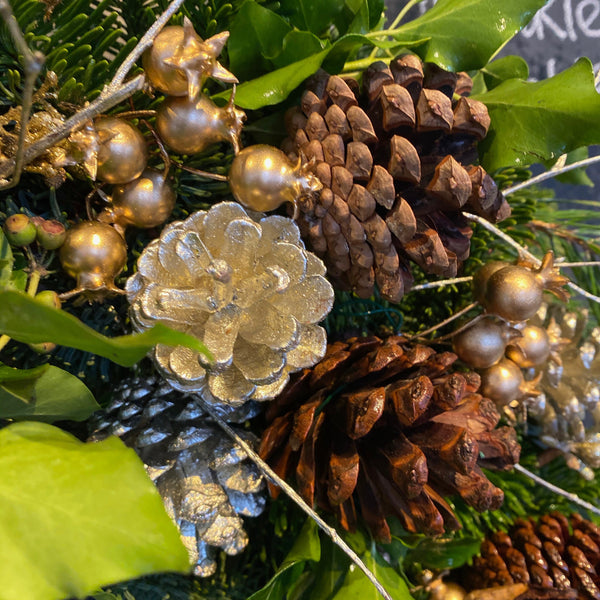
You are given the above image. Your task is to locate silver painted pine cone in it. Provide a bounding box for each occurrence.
[126,202,334,404]
[89,375,265,576]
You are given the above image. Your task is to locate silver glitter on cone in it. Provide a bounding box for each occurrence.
[89,375,265,576]
[126,202,334,405]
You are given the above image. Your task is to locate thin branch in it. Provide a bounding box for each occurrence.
[195,395,393,600]
[103,0,186,92]
[409,301,478,339]
[0,75,145,181]
[503,154,600,196]
[410,276,473,292]
[463,211,600,305]
[514,464,600,517]
[0,0,45,190]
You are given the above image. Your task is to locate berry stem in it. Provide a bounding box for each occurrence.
[196,395,394,600]
[463,211,600,306]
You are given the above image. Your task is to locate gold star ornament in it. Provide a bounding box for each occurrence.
[143,17,238,101]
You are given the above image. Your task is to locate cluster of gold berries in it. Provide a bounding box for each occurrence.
[452,252,569,408]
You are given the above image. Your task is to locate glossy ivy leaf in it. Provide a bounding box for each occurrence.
[474,58,600,173]
[0,290,212,366]
[392,0,547,71]
[247,518,321,600]
[404,535,482,570]
[332,546,411,600]
[0,228,13,289]
[544,147,594,186]
[0,363,99,422]
[0,421,189,600]
[278,0,382,37]
[228,2,295,80]
[229,48,330,109]
[481,55,529,90]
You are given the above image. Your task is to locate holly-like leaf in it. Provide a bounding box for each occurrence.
[474,58,600,172]
[0,290,212,366]
[248,518,321,600]
[230,48,330,109]
[392,0,547,71]
[0,363,99,422]
[332,546,411,600]
[404,535,482,570]
[0,421,189,600]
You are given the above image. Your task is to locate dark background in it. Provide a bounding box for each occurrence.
[386,0,600,200]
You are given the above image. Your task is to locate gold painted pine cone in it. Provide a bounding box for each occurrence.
[462,512,600,599]
[283,56,511,302]
[89,375,265,577]
[259,335,520,543]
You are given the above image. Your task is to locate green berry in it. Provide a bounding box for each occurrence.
[36,219,67,250]
[28,341,56,354]
[3,214,37,246]
[34,290,62,310]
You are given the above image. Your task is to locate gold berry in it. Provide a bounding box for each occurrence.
[471,260,509,304]
[109,169,176,229]
[142,26,189,97]
[482,265,543,322]
[156,94,245,155]
[506,324,551,368]
[228,144,322,212]
[60,221,127,293]
[480,357,525,407]
[453,317,520,369]
[95,117,148,184]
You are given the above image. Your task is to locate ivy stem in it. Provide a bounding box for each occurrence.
[365,0,420,60]
[195,395,393,600]
[503,153,600,196]
[463,211,600,306]
[514,464,600,517]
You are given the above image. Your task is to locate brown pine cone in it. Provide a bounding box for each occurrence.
[258,335,520,543]
[283,55,511,302]
[464,512,600,599]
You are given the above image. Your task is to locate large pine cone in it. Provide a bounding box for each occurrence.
[258,335,520,542]
[464,512,600,599]
[89,376,265,577]
[284,56,510,301]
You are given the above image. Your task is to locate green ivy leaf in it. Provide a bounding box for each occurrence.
[0,363,99,422]
[228,2,293,80]
[392,0,547,71]
[230,48,331,109]
[248,518,321,600]
[0,290,212,366]
[0,228,14,290]
[482,54,529,89]
[474,58,600,172]
[543,147,594,186]
[0,421,189,600]
[404,535,482,570]
[332,546,411,600]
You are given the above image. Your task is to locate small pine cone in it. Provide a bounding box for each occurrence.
[89,376,265,577]
[258,335,520,543]
[284,55,510,302]
[463,512,600,599]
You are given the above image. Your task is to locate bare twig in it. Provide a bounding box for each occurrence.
[408,301,478,339]
[463,211,600,306]
[514,464,600,517]
[195,395,393,600]
[410,276,473,292]
[0,0,186,182]
[0,0,45,190]
[503,154,600,196]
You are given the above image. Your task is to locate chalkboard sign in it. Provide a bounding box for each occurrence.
[386,0,600,196]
